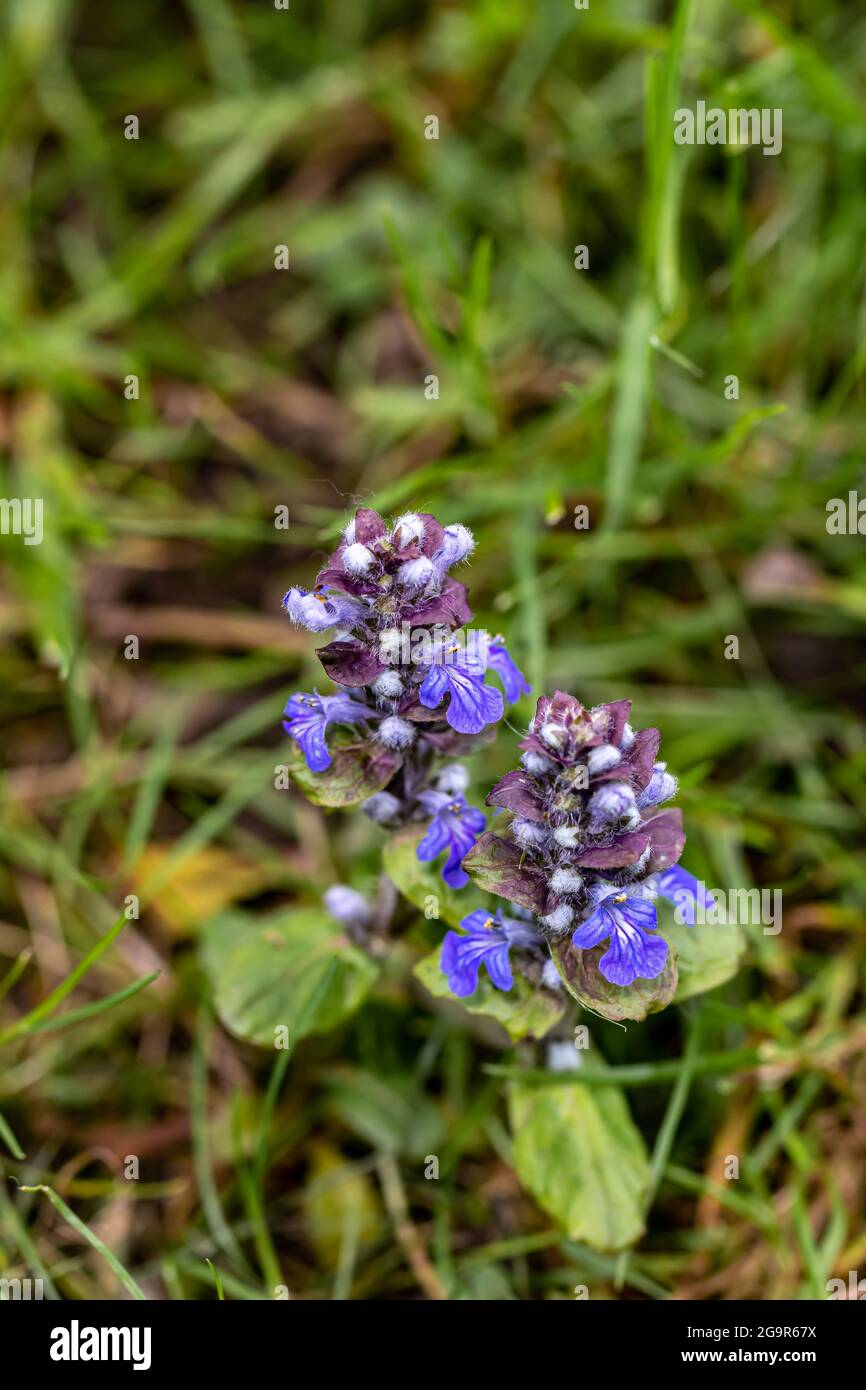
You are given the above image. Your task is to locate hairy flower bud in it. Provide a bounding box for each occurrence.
[343,542,375,575]
[513,818,551,849]
[377,716,416,750]
[542,904,574,934]
[521,750,556,776]
[391,512,425,547]
[637,762,678,809]
[549,867,584,896]
[586,744,622,775]
[587,782,640,833]
[398,556,436,590]
[324,885,371,926]
[433,523,474,571]
[372,670,403,700]
[540,722,568,750]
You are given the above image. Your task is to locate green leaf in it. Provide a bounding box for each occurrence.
[462,831,546,913]
[17,1184,146,1300]
[549,936,678,1022]
[382,824,473,928]
[286,736,401,809]
[507,1079,651,1251]
[657,898,744,1000]
[414,943,564,1041]
[204,907,378,1047]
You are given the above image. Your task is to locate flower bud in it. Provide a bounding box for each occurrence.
[521,750,556,776]
[377,716,416,750]
[324,885,371,926]
[513,818,551,849]
[398,557,436,590]
[391,512,425,547]
[378,628,403,664]
[541,904,574,934]
[549,867,584,896]
[372,671,403,699]
[433,523,474,571]
[361,791,402,824]
[637,762,678,809]
[587,782,640,833]
[586,744,622,775]
[540,722,567,751]
[343,542,375,576]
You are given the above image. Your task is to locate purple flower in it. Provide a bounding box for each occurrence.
[488,641,531,704]
[283,690,374,772]
[441,907,538,997]
[416,790,486,888]
[282,586,363,634]
[571,884,668,986]
[650,864,709,925]
[418,652,503,735]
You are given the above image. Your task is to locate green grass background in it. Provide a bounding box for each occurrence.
[0,0,864,1299]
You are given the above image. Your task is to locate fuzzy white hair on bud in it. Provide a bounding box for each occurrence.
[378,628,403,664]
[397,556,435,589]
[342,517,356,545]
[372,671,403,699]
[620,721,635,750]
[587,782,640,831]
[637,763,678,809]
[539,721,567,750]
[586,744,622,775]
[542,904,574,934]
[377,716,416,750]
[443,523,474,562]
[553,825,580,849]
[629,853,655,885]
[549,867,584,896]
[521,751,556,776]
[391,512,425,546]
[342,542,374,575]
[513,818,550,848]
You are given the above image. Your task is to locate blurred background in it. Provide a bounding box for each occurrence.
[0,0,865,1300]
